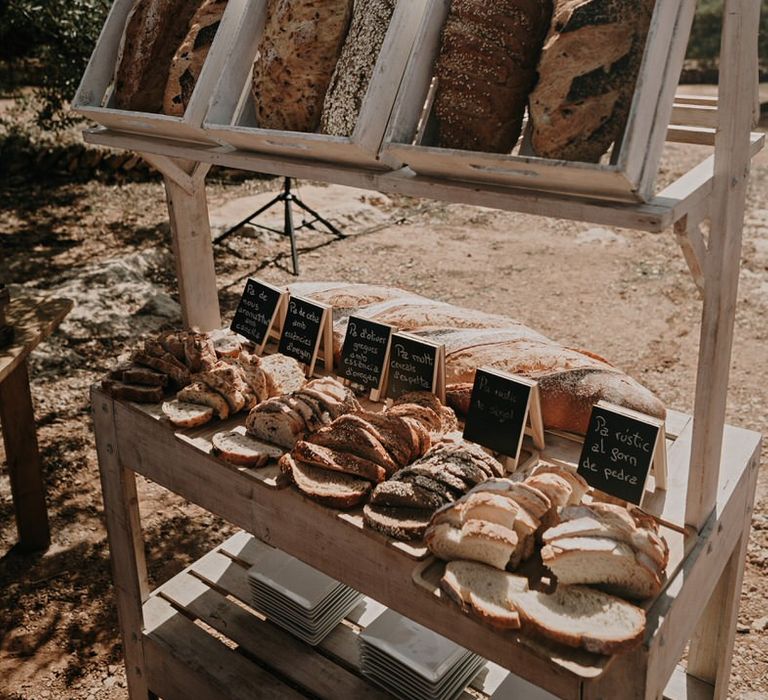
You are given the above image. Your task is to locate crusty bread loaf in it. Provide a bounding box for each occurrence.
[211,431,282,467]
[309,415,399,474]
[289,283,665,435]
[195,363,248,413]
[426,521,519,570]
[112,0,202,113]
[541,536,662,600]
[184,332,218,374]
[441,560,527,630]
[162,0,228,117]
[320,0,395,137]
[529,0,655,162]
[252,0,353,132]
[292,440,386,482]
[532,465,589,505]
[280,454,371,509]
[247,401,306,448]
[432,0,552,153]
[177,382,230,419]
[261,354,307,396]
[472,480,552,521]
[162,399,214,427]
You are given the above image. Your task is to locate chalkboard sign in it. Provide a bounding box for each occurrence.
[463,369,535,461]
[278,296,328,368]
[338,316,393,391]
[386,333,444,400]
[577,401,665,505]
[230,278,284,349]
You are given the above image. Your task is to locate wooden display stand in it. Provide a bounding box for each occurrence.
[85,0,763,697]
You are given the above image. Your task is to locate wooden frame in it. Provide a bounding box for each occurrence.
[72,0,249,143]
[203,0,428,168]
[83,0,763,696]
[380,0,698,202]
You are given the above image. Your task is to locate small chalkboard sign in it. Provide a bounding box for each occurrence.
[278,296,333,376]
[338,316,393,398]
[463,368,545,469]
[577,401,668,505]
[230,278,286,352]
[386,333,445,402]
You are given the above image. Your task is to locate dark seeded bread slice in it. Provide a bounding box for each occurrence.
[120,365,169,387]
[354,411,414,467]
[293,441,386,483]
[309,415,398,474]
[102,379,164,403]
[363,504,432,541]
[280,455,371,509]
[387,403,443,433]
[369,480,447,510]
[395,472,460,504]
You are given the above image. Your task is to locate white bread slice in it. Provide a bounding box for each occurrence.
[177,382,230,420]
[440,561,528,630]
[462,492,520,531]
[211,431,283,467]
[161,400,213,428]
[426,521,518,570]
[514,585,646,655]
[471,480,551,521]
[280,454,370,509]
[552,505,668,570]
[363,504,432,541]
[532,465,589,505]
[261,354,307,396]
[541,536,662,600]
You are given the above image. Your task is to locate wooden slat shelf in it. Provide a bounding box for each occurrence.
[92,386,761,699]
[82,128,765,235]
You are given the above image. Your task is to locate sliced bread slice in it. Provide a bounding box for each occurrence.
[161,399,213,428]
[426,521,518,571]
[309,415,399,474]
[292,441,386,483]
[472,480,552,521]
[387,403,443,433]
[513,585,646,655]
[246,402,306,449]
[102,379,164,404]
[363,504,432,541]
[177,382,230,420]
[541,536,662,600]
[532,465,589,505]
[440,560,528,630]
[261,354,307,396]
[121,366,169,387]
[280,455,370,509]
[369,480,447,510]
[212,431,283,467]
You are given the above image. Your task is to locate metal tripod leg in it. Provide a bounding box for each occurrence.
[292,196,345,239]
[284,191,300,276]
[215,192,284,244]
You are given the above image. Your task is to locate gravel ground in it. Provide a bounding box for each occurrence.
[0,135,766,698]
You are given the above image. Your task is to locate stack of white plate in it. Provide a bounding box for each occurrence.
[247,549,362,646]
[360,609,485,700]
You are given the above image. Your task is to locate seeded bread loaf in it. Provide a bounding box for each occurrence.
[163,0,228,117]
[112,0,203,113]
[252,0,353,132]
[320,0,396,137]
[529,0,655,162]
[291,282,665,435]
[432,0,553,153]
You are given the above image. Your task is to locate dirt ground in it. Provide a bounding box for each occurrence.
[1,134,767,699]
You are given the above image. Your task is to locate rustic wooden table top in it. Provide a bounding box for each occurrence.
[0,295,73,384]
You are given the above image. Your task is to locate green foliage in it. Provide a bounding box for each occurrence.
[687,0,768,66]
[0,0,111,130]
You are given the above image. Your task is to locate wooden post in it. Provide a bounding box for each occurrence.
[92,390,151,699]
[0,361,50,551]
[161,159,221,332]
[685,0,760,530]
[687,449,760,698]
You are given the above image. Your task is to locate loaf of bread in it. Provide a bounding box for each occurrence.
[162,0,229,117]
[320,0,396,137]
[529,0,655,162]
[432,0,552,153]
[112,0,203,113]
[252,0,353,132]
[289,283,666,435]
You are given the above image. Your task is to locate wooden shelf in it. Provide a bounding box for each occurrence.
[92,387,761,699]
[82,127,764,234]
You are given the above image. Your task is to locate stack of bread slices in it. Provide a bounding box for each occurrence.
[279,392,458,510]
[363,436,506,541]
[541,503,669,600]
[425,466,589,570]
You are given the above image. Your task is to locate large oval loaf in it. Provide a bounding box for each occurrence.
[252,0,353,133]
[112,0,203,113]
[162,0,229,117]
[290,282,665,435]
[432,0,553,153]
[529,0,655,162]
